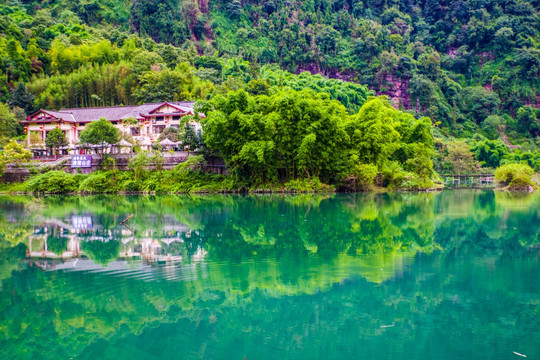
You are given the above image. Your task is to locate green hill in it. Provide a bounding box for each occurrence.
[0,0,539,171]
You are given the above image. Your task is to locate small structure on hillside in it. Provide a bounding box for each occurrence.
[21,102,204,158]
[159,138,180,151]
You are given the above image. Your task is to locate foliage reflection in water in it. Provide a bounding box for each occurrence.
[0,191,539,360]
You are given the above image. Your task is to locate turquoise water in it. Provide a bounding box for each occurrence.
[0,191,539,359]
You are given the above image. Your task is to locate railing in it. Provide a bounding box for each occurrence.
[33,156,59,161]
[38,155,72,168]
[441,174,495,187]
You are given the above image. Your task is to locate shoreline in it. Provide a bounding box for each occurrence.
[2,187,505,196]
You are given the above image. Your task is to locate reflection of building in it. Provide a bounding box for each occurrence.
[27,230,80,259]
[26,221,197,265]
[21,102,204,157]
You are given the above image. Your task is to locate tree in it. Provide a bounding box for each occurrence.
[246,79,270,96]
[347,97,401,168]
[8,82,35,116]
[472,139,509,168]
[460,87,501,124]
[446,141,476,176]
[481,115,505,140]
[516,106,540,137]
[0,140,32,177]
[182,121,199,154]
[128,151,150,181]
[79,118,119,157]
[226,0,243,19]
[158,127,180,142]
[45,128,67,156]
[0,104,18,148]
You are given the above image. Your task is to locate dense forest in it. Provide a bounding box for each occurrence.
[0,0,539,188]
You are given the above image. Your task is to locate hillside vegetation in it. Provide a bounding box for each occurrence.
[0,0,539,189]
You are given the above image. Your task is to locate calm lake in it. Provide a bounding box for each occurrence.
[0,191,539,360]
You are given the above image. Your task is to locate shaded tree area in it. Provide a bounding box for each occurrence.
[0,0,538,143]
[0,0,539,179]
[202,90,435,189]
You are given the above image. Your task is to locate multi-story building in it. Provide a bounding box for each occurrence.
[21,102,203,157]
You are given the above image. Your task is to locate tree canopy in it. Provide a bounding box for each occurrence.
[45,127,67,155]
[79,118,120,151]
[202,90,435,188]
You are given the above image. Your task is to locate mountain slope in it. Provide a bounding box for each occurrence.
[0,0,539,140]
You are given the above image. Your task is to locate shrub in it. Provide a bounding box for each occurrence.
[122,180,140,192]
[78,172,114,193]
[400,173,434,190]
[26,171,80,193]
[341,163,378,191]
[284,177,335,192]
[494,163,535,190]
[379,162,408,188]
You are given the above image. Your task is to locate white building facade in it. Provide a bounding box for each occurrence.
[22,102,203,157]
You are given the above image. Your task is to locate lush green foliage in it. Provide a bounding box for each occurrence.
[0,104,19,148]
[261,68,373,113]
[494,163,535,189]
[0,0,539,190]
[502,149,540,171]
[0,0,538,142]
[79,117,120,148]
[471,139,510,168]
[0,140,32,177]
[26,170,81,193]
[181,121,200,151]
[202,90,435,189]
[45,127,67,154]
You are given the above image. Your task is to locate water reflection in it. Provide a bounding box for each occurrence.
[0,191,539,360]
[0,191,539,274]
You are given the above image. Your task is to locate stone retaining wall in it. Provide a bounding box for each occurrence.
[1,152,227,182]
[2,167,31,183]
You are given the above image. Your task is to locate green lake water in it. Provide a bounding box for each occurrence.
[0,191,539,360]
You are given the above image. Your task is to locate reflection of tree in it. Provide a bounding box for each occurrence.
[1,191,540,265]
[46,235,69,255]
[0,241,26,283]
[0,191,540,359]
[81,240,121,265]
[160,241,185,256]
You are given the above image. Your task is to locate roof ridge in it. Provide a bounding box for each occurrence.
[61,104,141,110]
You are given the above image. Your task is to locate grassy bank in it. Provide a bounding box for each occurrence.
[0,168,339,195]
[0,166,446,195]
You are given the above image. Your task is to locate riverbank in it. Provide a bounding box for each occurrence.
[0,167,448,195]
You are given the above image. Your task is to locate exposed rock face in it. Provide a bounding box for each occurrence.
[379,74,411,109]
[198,0,209,13]
[295,65,356,82]
[524,95,540,109]
[294,65,412,110]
